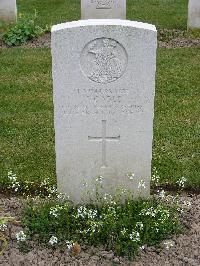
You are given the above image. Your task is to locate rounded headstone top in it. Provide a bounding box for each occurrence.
[51,19,157,33]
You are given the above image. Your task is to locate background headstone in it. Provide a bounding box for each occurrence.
[188,0,200,29]
[81,0,126,19]
[0,0,17,22]
[51,20,157,203]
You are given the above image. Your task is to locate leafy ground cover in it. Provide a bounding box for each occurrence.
[1,192,199,265]
[20,192,181,258]
[0,48,199,190]
[16,0,187,29]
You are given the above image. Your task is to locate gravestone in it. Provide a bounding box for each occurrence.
[81,0,126,19]
[188,0,200,29]
[0,0,17,22]
[51,20,157,203]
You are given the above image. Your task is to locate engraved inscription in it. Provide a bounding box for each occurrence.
[91,0,113,9]
[58,87,144,116]
[88,120,120,167]
[80,38,128,84]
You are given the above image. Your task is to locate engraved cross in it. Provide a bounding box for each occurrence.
[88,120,120,168]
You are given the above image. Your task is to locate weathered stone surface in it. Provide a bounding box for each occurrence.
[188,0,200,29]
[51,20,157,203]
[0,0,17,22]
[81,0,126,19]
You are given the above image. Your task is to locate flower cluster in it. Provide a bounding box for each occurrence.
[136,222,144,231]
[138,180,146,189]
[4,171,60,197]
[66,240,74,250]
[130,230,140,242]
[16,231,26,242]
[163,240,174,250]
[103,193,115,203]
[77,206,98,219]
[40,178,58,197]
[151,168,160,186]
[127,172,135,180]
[82,222,102,236]
[120,228,127,236]
[176,199,192,214]
[0,223,7,232]
[96,175,104,183]
[49,205,64,218]
[183,200,191,208]
[140,204,170,222]
[176,177,187,188]
[157,189,166,199]
[49,236,58,246]
[22,185,181,259]
[8,171,20,192]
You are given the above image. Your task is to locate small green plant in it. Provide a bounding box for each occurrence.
[2,171,56,197]
[3,13,44,46]
[22,189,182,259]
[0,216,14,255]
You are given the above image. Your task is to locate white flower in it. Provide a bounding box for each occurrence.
[138,180,146,189]
[8,171,20,191]
[129,230,140,242]
[176,177,187,188]
[121,228,127,236]
[49,186,57,194]
[83,181,88,187]
[96,175,104,183]
[77,206,98,219]
[8,171,17,182]
[40,178,50,187]
[140,245,145,251]
[108,206,116,216]
[163,240,174,250]
[177,207,184,214]
[140,207,155,217]
[49,209,58,218]
[66,240,73,250]
[0,224,7,231]
[157,189,165,199]
[183,201,191,208]
[16,231,26,242]
[136,222,144,230]
[11,181,20,192]
[49,236,58,246]
[49,206,61,218]
[121,188,127,194]
[127,172,135,180]
[103,193,112,200]
[151,168,160,185]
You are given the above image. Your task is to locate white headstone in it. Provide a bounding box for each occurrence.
[188,0,200,29]
[51,20,157,203]
[0,0,17,22]
[81,0,126,19]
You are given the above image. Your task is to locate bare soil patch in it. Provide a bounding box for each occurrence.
[0,32,200,49]
[159,38,200,48]
[0,193,200,266]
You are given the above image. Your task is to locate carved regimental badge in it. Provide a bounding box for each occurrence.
[80,38,128,84]
[91,0,113,9]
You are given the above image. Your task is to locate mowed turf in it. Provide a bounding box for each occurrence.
[16,0,188,29]
[0,48,199,189]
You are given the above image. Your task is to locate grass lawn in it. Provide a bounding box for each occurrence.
[16,0,188,29]
[0,47,199,189]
